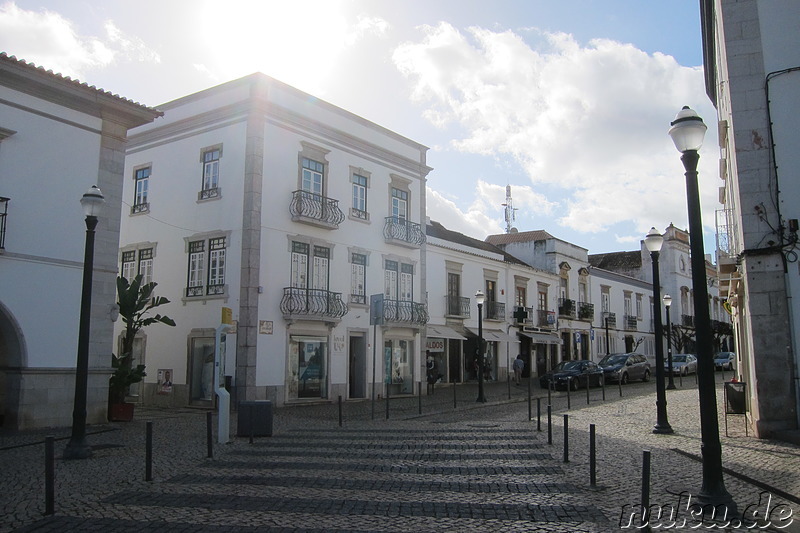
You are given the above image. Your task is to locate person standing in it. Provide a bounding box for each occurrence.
[513,354,525,385]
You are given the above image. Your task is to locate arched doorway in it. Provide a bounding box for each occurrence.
[0,302,26,428]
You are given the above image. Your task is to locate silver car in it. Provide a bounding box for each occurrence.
[666,354,698,376]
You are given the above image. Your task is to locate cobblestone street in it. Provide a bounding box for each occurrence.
[2,375,799,532]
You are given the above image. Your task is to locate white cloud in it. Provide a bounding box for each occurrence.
[427,186,502,239]
[394,23,719,236]
[0,2,159,79]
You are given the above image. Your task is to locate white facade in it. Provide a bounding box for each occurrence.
[0,54,160,429]
[702,0,800,437]
[118,74,431,406]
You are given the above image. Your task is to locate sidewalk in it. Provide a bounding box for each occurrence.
[1,373,798,531]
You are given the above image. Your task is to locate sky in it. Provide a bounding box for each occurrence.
[0,0,721,256]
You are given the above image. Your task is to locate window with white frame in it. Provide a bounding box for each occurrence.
[132,166,150,214]
[384,260,413,301]
[624,292,632,316]
[601,286,610,313]
[351,173,368,220]
[120,247,154,284]
[391,188,408,220]
[186,236,227,297]
[350,252,366,304]
[121,251,136,281]
[291,242,330,292]
[302,158,324,196]
[138,248,153,285]
[636,293,643,319]
[200,146,222,200]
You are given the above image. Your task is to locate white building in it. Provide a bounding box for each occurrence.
[0,53,161,429]
[701,0,799,438]
[118,73,431,407]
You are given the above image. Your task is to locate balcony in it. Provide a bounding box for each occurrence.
[444,296,470,318]
[289,190,345,229]
[280,287,348,322]
[0,196,8,249]
[603,312,617,329]
[485,301,505,321]
[558,298,577,319]
[131,202,149,214]
[186,283,227,298]
[383,216,425,248]
[682,314,694,328]
[623,315,638,330]
[577,302,594,321]
[380,299,428,326]
[537,309,556,328]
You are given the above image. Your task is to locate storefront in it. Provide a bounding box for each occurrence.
[289,335,328,399]
[425,324,467,383]
[384,338,413,394]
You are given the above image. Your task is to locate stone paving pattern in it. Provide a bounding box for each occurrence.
[1,373,798,532]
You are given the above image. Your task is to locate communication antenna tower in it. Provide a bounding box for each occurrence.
[501,184,518,234]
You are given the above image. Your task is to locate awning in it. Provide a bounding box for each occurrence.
[466,328,519,343]
[427,324,467,340]
[518,331,563,345]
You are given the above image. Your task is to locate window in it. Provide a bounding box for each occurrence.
[624,292,632,316]
[636,294,643,319]
[302,158,324,195]
[515,286,526,308]
[350,252,366,304]
[121,251,136,281]
[391,188,408,220]
[384,260,413,301]
[352,174,368,219]
[132,166,150,213]
[384,260,398,300]
[601,286,610,313]
[538,288,547,311]
[186,236,227,297]
[138,248,153,285]
[291,241,329,291]
[200,146,222,200]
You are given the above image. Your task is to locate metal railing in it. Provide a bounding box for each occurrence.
[485,301,505,320]
[445,295,470,317]
[624,315,638,330]
[537,309,556,328]
[578,302,594,321]
[289,190,345,228]
[381,299,428,326]
[558,298,577,318]
[682,314,694,328]
[603,312,617,329]
[280,287,348,320]
[383,216,425,246]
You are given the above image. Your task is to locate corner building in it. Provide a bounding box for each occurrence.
[118,74,431,406]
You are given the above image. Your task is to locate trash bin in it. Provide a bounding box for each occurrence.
[237,400,273,437]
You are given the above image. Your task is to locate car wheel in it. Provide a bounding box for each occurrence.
[642,370,650,382]
[621,373,629,385]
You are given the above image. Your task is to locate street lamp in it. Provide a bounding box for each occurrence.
[645,227,673,435]
[663,294,676,390]
[475,289,487,403]
[64,185,105,460]
[669,106,736,514]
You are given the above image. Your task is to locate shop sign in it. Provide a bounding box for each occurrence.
[426,338,445,352]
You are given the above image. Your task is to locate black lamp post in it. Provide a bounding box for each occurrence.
[645,227,673,434]
[64,185,105,460]
[475,289,487,403]
[669,106,736,514]
[663,294,676,390]
[604,312,610,355]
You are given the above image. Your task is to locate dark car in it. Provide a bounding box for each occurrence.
[598,353,651,384]
[539,360,604,390]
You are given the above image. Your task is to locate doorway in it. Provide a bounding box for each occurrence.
[349,334,367,398]
[448,339,461,382]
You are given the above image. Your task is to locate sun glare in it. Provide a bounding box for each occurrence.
[200,0,349,93]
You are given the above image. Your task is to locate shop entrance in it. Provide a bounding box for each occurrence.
[349,334,367,399]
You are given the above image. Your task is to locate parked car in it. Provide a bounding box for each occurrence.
[714,352,736,371]
[666,354,698,376]
[598,353,651,384]
[539,360,604,390]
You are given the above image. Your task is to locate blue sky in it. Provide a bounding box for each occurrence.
[0,0,719,255]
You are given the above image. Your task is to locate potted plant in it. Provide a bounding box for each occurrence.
[109,274,175,421]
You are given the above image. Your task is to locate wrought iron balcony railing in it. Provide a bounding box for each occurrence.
[537,309,556,328]
[383,216,425,247]
[624,315,638,330]
[280,287,348,320]
[200,187,220,200]
[381,299,428,326]
[445,296,470,318]
[131,202,149,214]
[186,283,227,298]
[682,314,694,328]
[578,302,594,321]
[558,298,577,318]
[290,190,345,229]
[485,301,505,321]
[603,312,617,329]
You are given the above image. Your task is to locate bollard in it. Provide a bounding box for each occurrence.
[547,404,553,445]
[146,421,153,482]
[537,397,541,432]
[249,404,254,444]
[679,370,683,388]
[338,395,343,427]
[418,382,422,415]
[586,375,590,405]
[602,375,606,401]
[507,370,511,401]
[45,436,54,515]
[589,424,596,487]
[385,382,390,420]
[563,414,569,463]
[547,380,552,405]
[641,450,651,529]
[206,411,213,459]
[453,379,457,409]
[619,376,623,397]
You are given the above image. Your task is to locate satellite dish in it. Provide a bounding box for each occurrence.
[510,227,518,233]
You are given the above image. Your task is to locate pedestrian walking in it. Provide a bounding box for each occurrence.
[513,354,525,385]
